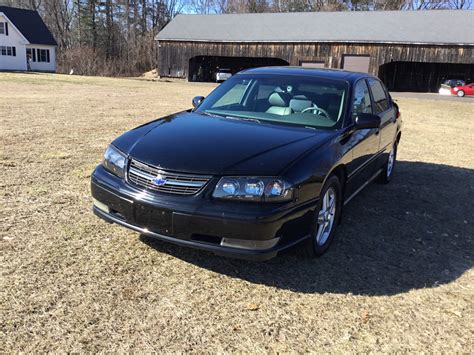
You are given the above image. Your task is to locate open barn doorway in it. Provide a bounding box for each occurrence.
[188,56,289,82]
[379,61,474,92]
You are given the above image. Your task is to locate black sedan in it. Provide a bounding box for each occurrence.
[91,67,402,260]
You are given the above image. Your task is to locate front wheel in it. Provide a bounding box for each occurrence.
[457,90,465,97]
[306,175,342,257]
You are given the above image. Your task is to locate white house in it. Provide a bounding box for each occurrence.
[0,6,57,72]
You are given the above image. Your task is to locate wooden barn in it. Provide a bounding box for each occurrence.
[155,10,474,92]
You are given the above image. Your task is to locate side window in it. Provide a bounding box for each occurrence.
[368,78,390,114]
[0,23,4,34]
[352,79,372,117]
[212,81,249,108]
[256,84,277,100]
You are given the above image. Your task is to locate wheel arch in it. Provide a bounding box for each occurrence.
[324,164,348,199]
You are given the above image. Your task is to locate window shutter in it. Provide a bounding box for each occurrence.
[32,48,36,62]
[12,47,16,56]
[5,22,8,36]
[46,49,50,63]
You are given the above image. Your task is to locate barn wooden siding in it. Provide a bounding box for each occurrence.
[157,41,474,79]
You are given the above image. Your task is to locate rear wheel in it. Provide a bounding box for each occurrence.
[306,175,342,257]
[377,142,397,184]
[457,90,465,97]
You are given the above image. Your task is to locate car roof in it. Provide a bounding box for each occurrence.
[238,66,375,83]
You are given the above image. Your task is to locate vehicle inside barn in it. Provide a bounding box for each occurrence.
[188,56,289,82]
[379,62,474,92]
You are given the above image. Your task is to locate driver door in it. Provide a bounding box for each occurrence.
[465,84,474,96]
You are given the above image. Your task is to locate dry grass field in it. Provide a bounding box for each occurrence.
[1,73,473,352]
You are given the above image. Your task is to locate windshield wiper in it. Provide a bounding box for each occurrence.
[223,115,261,124]
[201,111,261,124]
[198,111,225,118]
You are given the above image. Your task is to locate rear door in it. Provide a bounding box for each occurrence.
[367,78,397,152]
[344,78,381,198]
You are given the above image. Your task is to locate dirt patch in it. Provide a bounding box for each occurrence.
[1,73,473,352]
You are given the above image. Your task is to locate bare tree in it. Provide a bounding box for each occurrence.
[1,0,470,77]
[448,0,472,8]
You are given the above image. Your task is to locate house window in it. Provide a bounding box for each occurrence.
[0,46,16,56]
[36,48,50,63]
[26,48,36,62]
[0,22,7,35]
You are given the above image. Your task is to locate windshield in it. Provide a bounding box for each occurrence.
[443,79,465,88]
[196,74,348,129]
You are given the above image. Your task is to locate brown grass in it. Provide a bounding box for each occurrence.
[1,72,473,352]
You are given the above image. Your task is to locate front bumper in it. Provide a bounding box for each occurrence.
[91,165,315,260]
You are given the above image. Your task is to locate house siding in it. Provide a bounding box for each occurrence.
[0,12,56,72]
[0,13,27,71]
[26,44,56,72]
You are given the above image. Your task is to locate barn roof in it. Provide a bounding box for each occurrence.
[155,10,474,45]
[0,6,57,46]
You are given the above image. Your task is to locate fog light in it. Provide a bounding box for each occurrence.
[93,198,110,213]
[220,237,280,250]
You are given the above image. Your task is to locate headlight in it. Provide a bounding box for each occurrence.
[213,177,293,202]
[453,87,459,91]
[103,145,127,178]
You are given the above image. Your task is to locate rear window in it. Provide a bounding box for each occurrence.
[368,79,390,114]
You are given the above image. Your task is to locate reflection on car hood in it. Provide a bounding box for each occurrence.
[112,111,334,175]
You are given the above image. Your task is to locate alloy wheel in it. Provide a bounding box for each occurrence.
[315,187,337,246]
[387,148,395,178]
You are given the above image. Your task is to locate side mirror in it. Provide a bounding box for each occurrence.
[354,113,381,130]
[192,96,205,109]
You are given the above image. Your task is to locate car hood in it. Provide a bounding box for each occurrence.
[112,111,334,176]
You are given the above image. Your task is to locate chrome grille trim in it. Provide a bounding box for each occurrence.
[128,159,212,195]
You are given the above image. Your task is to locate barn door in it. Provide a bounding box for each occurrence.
[300,61,325,69]
[342,55,370,73]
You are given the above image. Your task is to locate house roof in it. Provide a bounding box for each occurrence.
[0,6,57,46]
[156,10,474,45]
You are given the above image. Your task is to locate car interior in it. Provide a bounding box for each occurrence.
[199,77,348,128]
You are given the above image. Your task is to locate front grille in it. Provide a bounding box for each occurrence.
[128,159,212,195]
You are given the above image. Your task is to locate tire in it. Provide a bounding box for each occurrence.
[305,175,342,257]
[377,142,397,184]
[457,90,465,97]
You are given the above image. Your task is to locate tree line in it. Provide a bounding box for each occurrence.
[0,0,471,76]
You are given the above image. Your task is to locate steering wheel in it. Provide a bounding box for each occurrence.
[301,105,330,118]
